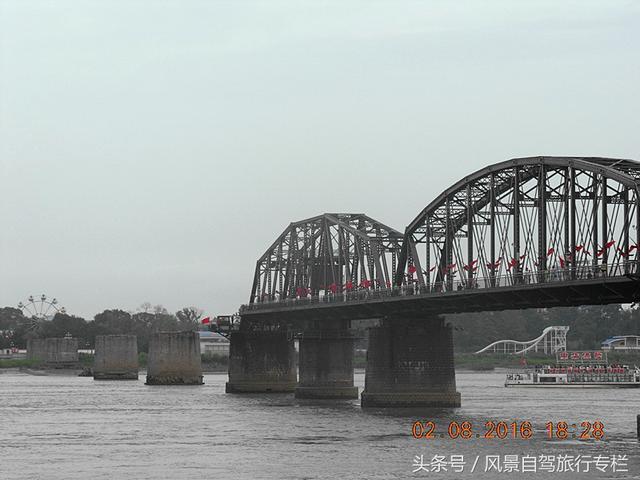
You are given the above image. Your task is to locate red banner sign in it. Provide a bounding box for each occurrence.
[558,351,604,361]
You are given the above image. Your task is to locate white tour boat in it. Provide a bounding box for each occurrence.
[505,351,640,388]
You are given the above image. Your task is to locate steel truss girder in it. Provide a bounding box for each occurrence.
[396,156,640,288]
[250,213,403,303]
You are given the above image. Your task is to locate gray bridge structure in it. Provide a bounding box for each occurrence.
[226,156,640,408]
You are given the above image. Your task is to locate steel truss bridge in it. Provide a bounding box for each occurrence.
[475,325,570,355]
[242,157,640,321]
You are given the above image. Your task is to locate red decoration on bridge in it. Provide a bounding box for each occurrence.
[574,245,590,255]
[486,258,502,269]
[463,259,478,272]
[596,240,615,257]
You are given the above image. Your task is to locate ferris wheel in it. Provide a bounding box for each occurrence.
[18,294,65,321]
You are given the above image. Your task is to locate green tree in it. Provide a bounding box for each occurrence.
[41,313,89,345]
[175,307,202,331]
[0,307,26,348]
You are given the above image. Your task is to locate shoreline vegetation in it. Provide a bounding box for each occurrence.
[4,352,640,372]
[454,351,640,370]
[0,352,229,372]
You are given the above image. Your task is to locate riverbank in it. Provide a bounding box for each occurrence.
[0,353,228,375]
[455,351,640,370]
[0,358,39,369]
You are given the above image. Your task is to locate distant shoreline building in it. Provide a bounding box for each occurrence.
[198,331,230,355]
[601,335,640,351]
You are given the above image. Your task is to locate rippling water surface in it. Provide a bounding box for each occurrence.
[1,370,638,479]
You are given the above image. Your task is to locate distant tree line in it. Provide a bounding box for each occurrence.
[448,304,640,353]
[2,303,639,354]
[0,305,204,353]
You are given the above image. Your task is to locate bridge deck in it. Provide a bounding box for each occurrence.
[241,274,640,321]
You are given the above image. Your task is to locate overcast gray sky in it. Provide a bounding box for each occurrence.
[1,0,639,319]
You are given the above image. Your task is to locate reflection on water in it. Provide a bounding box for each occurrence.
[0,371,638,479]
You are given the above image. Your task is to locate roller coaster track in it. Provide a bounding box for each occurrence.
[475,326,569,355]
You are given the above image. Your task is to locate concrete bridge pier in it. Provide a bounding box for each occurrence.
[146,331,204,385]
[295,320,358,399]
[93,335,139,380]
[361,316,461,408]
[226,327,297,393]
[27,337,79,368]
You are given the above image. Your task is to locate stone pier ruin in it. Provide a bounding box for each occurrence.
[93,335,139,380]
[145,331,204,385]
[27,337,79,368]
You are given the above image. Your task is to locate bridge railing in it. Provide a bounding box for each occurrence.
[240,261,640,313]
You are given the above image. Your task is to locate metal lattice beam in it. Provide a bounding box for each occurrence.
[396,156,640,289]
[250,213,403,303]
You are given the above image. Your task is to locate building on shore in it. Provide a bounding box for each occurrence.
[601,335,640,351]
[198,331,230,355]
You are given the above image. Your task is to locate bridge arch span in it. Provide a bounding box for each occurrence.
[249,213,403,304]
[396,156,640,291]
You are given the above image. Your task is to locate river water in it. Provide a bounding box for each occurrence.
[0,370,638,479]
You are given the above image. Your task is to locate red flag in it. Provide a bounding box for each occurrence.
[444,263,457,274]
[574,245,591,256]
[546,247,555,257]
[345,281,353,291]
[360,279,371,288]
[629,245,638,253]
[617,247,629,257]
[463,259,478,272]
[408,265,417,274]
[486,257,502,269]
[429,265,437,272]
[559,257,565,268]
[329,283,337,293]
[597,240,615,256]
[201,317,211,324]
[506,258,518,270]
[519,254,526,260]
